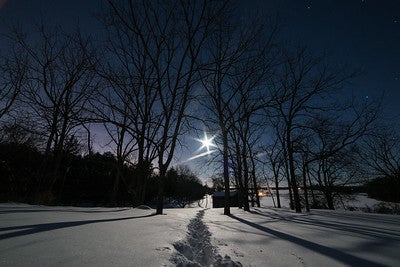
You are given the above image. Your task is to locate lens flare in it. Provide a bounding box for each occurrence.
[195,132,217,153]
[184,132,217,162]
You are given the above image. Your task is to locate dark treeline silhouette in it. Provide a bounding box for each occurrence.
[0,141,206,207]
[366,177,400,203]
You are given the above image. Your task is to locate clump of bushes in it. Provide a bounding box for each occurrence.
[346,202,400,215]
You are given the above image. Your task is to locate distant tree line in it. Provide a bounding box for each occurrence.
[0,0,399,213]
[0,140,207,207]
[362,129,400,203]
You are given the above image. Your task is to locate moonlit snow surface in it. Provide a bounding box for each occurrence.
[1,202,400,266]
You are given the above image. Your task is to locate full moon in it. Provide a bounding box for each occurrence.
[197,132,216,153]
[184,132,217,162]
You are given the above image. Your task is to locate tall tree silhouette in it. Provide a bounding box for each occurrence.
[10,24,98,200]
[104,0,229,214]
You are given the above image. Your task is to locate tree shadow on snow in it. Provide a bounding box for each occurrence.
[0,213,156,240]
[249,209,400,242]
[0,205,131,214]
[311,210,400,226]
[229,214,387,267]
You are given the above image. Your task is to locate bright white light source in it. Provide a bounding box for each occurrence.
[184,132,217,162]
[196,132,216,153]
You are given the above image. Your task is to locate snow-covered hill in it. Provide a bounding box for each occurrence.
[1,202,399,266]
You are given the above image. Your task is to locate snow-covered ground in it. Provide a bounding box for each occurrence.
[1,201,400,266]
[256,190,385,210]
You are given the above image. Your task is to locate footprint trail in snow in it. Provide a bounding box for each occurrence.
[170,210,242,267]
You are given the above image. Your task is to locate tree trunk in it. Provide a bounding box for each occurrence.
[222,130,231,215]
[111,170,121,205]
[274,176,281,208]
[288,167,301,212]
[156,166,166,215]
[287,131,302,213]
[306,166,317,207]
[282,143,294,210]
[325,189,335,210]
[302,162,310,212]
[250,156,260,207]
[242,150,250,212]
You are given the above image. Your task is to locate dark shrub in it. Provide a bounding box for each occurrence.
[366,176,400,203]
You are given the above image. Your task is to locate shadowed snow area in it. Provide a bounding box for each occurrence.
[1,203,400,266]
[204,207,400,267]
[171,210,242,266]
[0,203,194,266]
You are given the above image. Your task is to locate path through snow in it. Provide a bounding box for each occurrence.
[171,209,242,267]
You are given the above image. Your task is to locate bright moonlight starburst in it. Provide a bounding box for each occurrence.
[196,132,217,153]
[184,132,217,162]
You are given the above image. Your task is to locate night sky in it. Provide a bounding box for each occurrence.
[253,0,400,120]
[1,0,398,116]
[0,0,399,175]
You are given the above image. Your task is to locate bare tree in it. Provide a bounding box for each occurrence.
[105,0,228,214]
[249,151,261,208]
[198,6,277,214]
[0,46,27,120]
[10,24,98,198]
[91,79,145,204]
[0,115,43,146]
[298,136,315,211]
[269,47,358,212]
[263,137,286,208]
[359,126,400,202]
[299,101,379,210]
[268,117,295,209]
[360,127,400,180]
[227,89,268,211]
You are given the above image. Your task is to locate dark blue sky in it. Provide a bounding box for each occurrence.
[1,0,398,119]
[249,0,400,120]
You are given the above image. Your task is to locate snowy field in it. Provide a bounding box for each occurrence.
[1,201,400,266]
[255,190,385,210]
